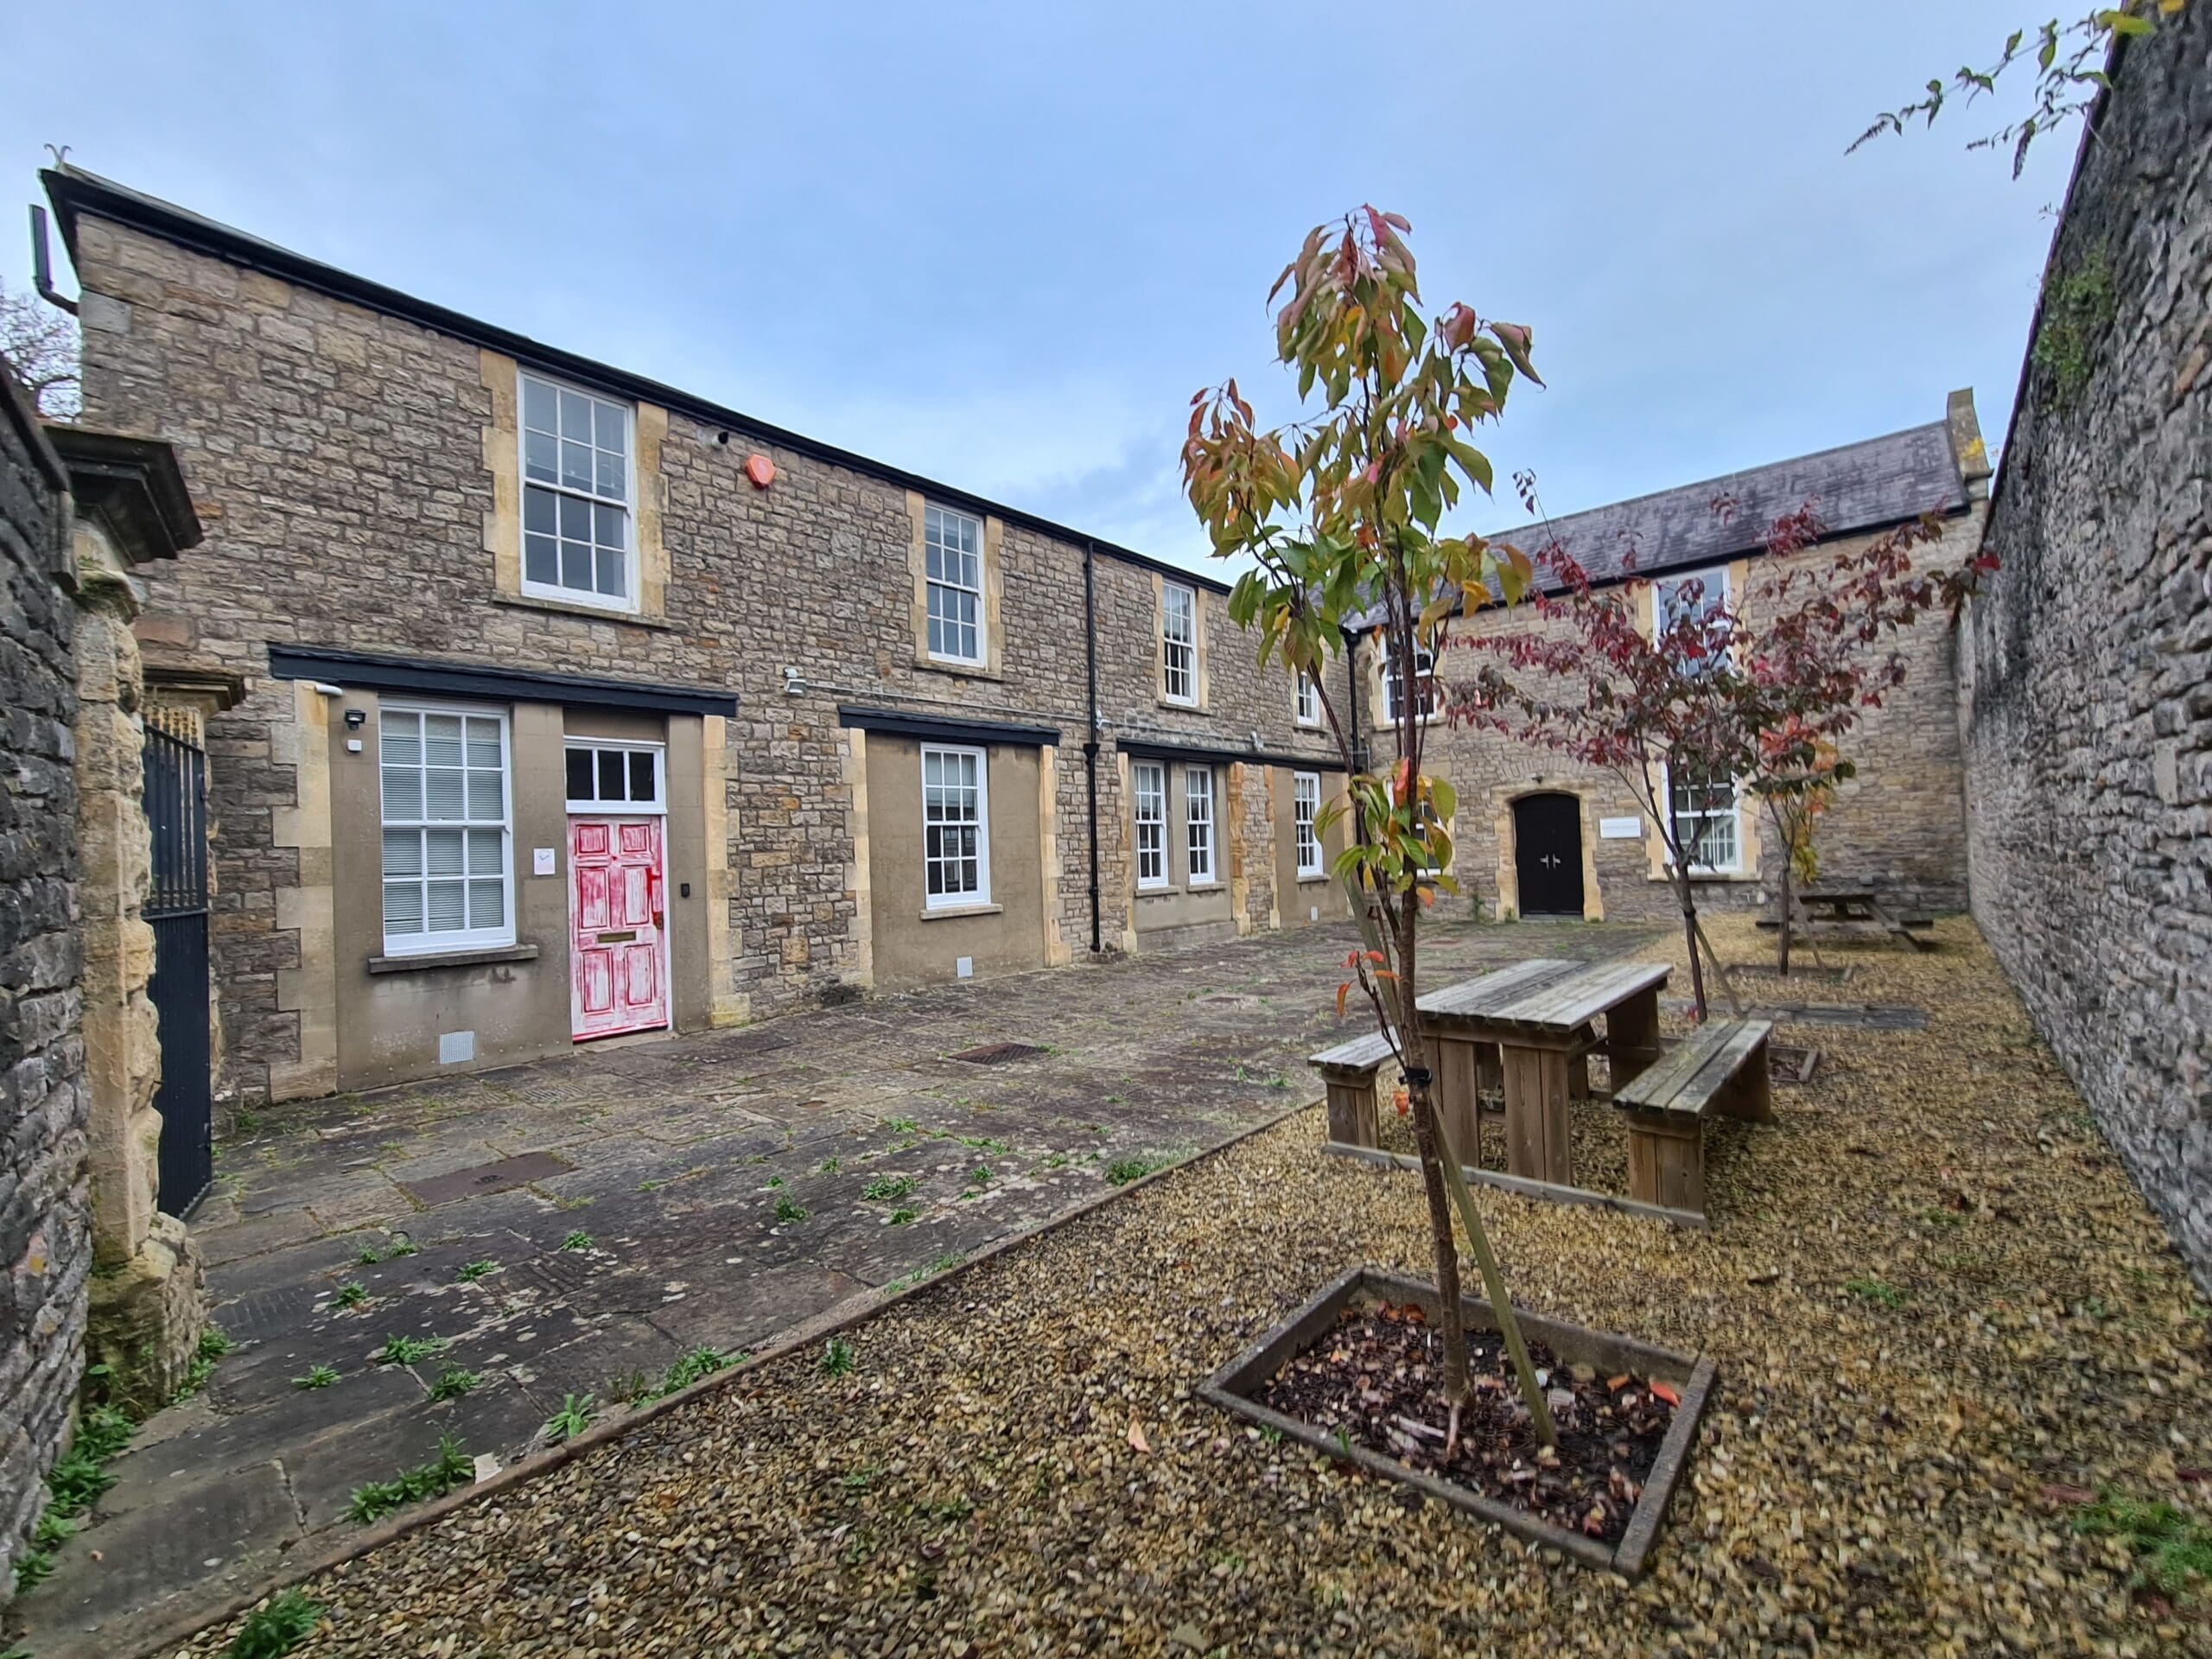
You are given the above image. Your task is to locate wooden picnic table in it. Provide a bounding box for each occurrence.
[1416,957,1672,1186]
[1762,886,1936,950]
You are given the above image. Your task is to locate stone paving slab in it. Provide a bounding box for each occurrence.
[13,917,1654,1658]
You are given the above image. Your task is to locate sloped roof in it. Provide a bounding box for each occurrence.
[1498,418,1969,588]
[1347,415,1974,629]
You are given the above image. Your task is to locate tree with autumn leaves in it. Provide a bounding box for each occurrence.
[1455,498,1996,1008]
[1183,207,1557,1448]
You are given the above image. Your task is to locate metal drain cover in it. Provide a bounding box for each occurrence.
[404,1151,572,1206]
[949,1042,1049,1065]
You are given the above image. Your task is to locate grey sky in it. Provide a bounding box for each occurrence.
[3,1,2073,571]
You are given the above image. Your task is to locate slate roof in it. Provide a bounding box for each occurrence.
[1347,416,1972,628]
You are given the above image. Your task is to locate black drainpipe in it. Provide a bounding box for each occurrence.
[1083,540,1103,953]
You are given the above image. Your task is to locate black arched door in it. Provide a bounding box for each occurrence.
[1513,793,1585,918]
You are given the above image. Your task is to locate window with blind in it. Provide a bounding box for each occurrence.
[379,707,512,952]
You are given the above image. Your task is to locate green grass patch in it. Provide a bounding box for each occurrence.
[2075,1493,2212,1598]
[1843,1277,1905,1310]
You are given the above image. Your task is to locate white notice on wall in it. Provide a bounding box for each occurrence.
[1598,817,1643,841]
[532,847,556,876]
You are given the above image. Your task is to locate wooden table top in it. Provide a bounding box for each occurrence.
[1416,957,1671,1034]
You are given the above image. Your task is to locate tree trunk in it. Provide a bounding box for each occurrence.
[1681,899,1707,1020]
[1777,854,1794,979]
[1391,903,1470,1401]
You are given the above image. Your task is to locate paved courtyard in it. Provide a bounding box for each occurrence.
[20,916,1653,1658]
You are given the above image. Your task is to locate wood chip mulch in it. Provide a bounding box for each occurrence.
[1252,1300,1676,1543]
[175,918,2212,1657]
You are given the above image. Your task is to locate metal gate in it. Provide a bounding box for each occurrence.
[143,712,213,1217]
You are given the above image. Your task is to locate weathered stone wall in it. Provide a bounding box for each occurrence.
[1961,10,2212,1287]
[0,373,87,1595]
[67,212,1340,1098]
[1370,505,1985,925]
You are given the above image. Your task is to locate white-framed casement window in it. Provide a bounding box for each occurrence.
[1294,771,1324,878]
[1185,764,1216,885]
[1294,671,1322,727]
[1133,760,1168,889]
[1381,643,1442,724]
[1161,582,1198,704]
[924,504,985,664]
[521,372,633,610]
[921,745,990,908]
[1665,760,1741,874]
[564,742,665,815]
[379,706,512,953]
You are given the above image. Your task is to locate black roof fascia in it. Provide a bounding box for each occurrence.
[1116,736,1346,772]
[44,166,1228,599]
[269,644,738,716]
[836,705,1061,748]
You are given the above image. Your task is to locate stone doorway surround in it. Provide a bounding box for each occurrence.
[47,423,213,1408]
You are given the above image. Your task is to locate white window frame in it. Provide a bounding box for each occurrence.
[921,744,991,910]
[1653,563,1731,635]
[519,370,636,613]
[1294,772,1324,879]
[1294,671,1322,728]
[923,503,986,665]
[1161,582,1198,705]
[1381,643,1442,725]
[1660,759,1743,875]
[1133,760,1168,890]
[563,740,666,817]
[1184,764,1216,887]
[378,703,515,955]
[1653,567,1740,872]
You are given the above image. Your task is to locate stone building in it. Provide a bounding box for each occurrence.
[1358,397,1993,925]
[1961,8,2212,1289]
[0,362,207,1594]
[42,167,1354,1108]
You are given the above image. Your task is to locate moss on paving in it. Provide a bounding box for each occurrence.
[176,918,2210,1656]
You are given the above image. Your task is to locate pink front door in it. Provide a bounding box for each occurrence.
[569,818,668,1040]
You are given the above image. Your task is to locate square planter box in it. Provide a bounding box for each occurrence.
[1199,1265,1715,1578]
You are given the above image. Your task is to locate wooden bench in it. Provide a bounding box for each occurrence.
[1309,1032,1395,1149]
[1611,1019,1775,1215]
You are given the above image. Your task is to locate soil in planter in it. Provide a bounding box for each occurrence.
[1253,1299,1677,1544]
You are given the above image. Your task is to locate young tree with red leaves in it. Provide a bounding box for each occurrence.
[1456,497,1994,1014]
[1183,207,1557,1448]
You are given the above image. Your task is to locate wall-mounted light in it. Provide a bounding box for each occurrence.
[782,665,804,696]
[344,709,366,729]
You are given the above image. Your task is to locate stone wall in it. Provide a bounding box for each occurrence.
[0,372,87,1595]
[1961,10,2212,1287]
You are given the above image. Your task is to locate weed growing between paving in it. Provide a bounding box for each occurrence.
[372,1335,448,1366]
[454,1260,499,1282]
[820,1338,855,1376]
[334,1281,368,1308]
[223,1587,322,1658]
[426,1366,480,1402]
[172,1325,234,1402]
[561,1230,593,1250]
[292,1364,340,1390]
[346,1436,474,1524]
[543,1394,595,1443]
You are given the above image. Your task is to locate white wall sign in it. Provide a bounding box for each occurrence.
[532,847,557,875]
[1599,817,1644,841]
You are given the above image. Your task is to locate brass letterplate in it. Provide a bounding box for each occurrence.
[597,930,638,944]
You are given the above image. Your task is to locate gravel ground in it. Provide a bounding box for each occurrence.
[172,917,2211,1657]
